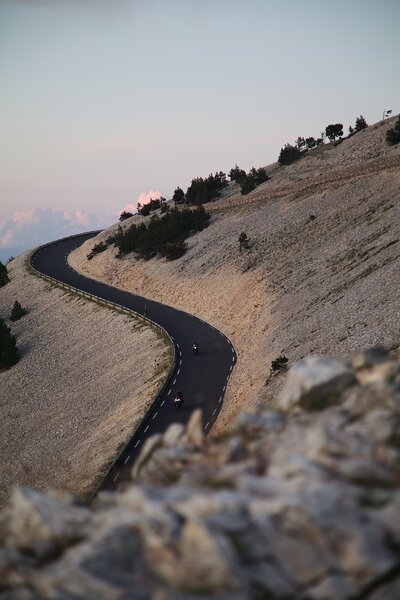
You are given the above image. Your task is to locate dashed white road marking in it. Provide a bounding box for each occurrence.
[205,421,210,429]
[212,408,217,415]
[223,385,226,391]
[230,365,233,371]
[231,347,234,353]
[113,472,119,482]
[144,425,149,433]
[177,369,180,375]
[124,455,131,464]
[218,396,222,403]
[173,378,176,385]
[134,440,141,448]
[167,389,171,395]
[161,400,165,406]
[232,357,235,363]
[179,359,182,366]
[152,412,158,420]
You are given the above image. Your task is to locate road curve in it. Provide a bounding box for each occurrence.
[30,232,236,490]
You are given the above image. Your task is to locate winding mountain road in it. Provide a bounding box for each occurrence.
[30,232,236,490]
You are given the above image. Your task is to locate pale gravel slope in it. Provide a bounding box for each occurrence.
[0,254,170,508]
[70,117,400,432]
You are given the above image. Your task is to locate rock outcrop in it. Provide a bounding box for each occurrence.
[1,348,400,599]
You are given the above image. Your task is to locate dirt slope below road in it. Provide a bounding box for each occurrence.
[70,117,400,431]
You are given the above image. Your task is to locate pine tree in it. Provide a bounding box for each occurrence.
[0,318,18,369]
[0,261,9,287]
[10,301,27,322]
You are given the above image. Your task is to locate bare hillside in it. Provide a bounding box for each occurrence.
[70,117,400,431]
[0,255,170,508]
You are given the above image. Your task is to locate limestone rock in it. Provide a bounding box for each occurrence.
[3,487,91,559]
[2,350,400,599]
[278,355,356,411]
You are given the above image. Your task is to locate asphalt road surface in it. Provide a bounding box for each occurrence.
[30,232,236,490]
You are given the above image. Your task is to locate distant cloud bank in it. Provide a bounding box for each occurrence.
[0,207,115,252]
[0,190,165,259]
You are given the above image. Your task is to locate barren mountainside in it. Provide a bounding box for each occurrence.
[70,116,400,431]
[1,116,400,599]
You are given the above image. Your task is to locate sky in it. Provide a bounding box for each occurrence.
[0,0,399,260]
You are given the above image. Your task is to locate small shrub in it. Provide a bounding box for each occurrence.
[87,241,109,260]
[0,261,9,287]
[0,318,18,370]
[386,115,400,145]
[355,115,368,132]
[163,240,187,260]
[240,176,256,195]
[278,144,301,165]
[239,231,251,251]
[119,210,134,221]
[271,355,288,372]
[10,301,27,322]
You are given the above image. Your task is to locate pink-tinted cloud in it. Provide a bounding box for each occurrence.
[0,207,115,250]
[137,190,163,206]
[119,190,164,215]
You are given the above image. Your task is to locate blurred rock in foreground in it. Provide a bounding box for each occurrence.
[1,348,400,599]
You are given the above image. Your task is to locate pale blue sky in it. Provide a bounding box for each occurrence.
[0,0,399,253]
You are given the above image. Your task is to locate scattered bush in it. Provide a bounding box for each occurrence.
[238,231,251,251]
[271,355,288,372]
[7,256,15,264]
[10,301,27,322]
[163,240,188,260]
[172,187,185,205]
[137,197,166,216]
[0,261,9,287]
[229,165,247,184]
[0,318,18,370]
[278,144,301,165]
[386,115,400,145]
[87,240,109,260]
[230,165,269,195]
[305,137,317,149]
[355,115,368,132]
[185,172,228,205]
[119,210,134,221]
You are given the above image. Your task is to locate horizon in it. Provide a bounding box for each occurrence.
[1,0,399,251]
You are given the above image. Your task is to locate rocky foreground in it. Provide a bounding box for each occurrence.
[1,348,400,599]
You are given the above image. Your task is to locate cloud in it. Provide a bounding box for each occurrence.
[119,190,164,215]
[0,207,115,250]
